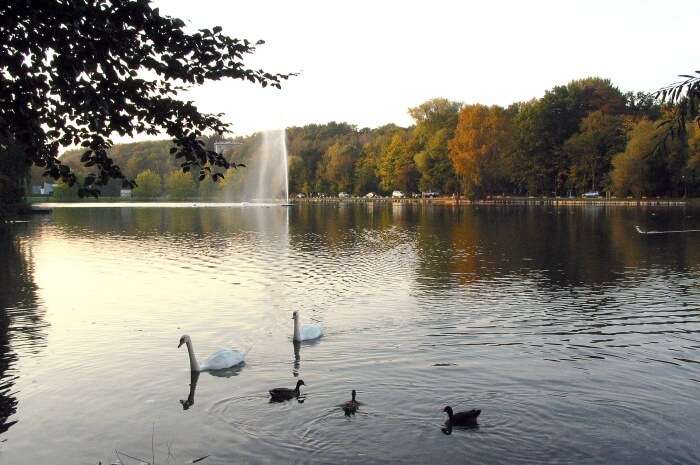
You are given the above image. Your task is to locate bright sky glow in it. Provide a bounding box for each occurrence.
[154,0,698,136]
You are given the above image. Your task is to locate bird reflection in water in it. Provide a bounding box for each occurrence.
[291,337,322,377]
[293,340,300,377]
[441,422,479,435]
[179,364,244,411]
[180,371,200,410]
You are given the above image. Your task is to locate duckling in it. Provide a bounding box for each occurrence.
[443,406,481,426]
[269,379,305,402]
[342,389,360,415]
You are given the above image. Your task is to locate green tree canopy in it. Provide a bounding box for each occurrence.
[408,98,461,193]
[563,111,625,193]
[378,133,417,193]
[52,174,85,201]
[319,142,360,193]
[408,99,461,134]
[511,78,627,195]
[165,171,197,200]
[609,119,687,197]
[132,169,162,199]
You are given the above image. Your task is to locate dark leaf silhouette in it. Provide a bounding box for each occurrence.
[0,1,294,198]
[654,69,700,142]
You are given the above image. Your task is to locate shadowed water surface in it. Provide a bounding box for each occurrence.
[1,203,700,464]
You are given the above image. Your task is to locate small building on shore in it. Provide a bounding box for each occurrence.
[31,182,55,196]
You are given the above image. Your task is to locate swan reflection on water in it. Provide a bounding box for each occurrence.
[180,371,200,410]
[207,363,246,378]
[293,340,300,376]
[179,364,245,411]
[291,337,322,377]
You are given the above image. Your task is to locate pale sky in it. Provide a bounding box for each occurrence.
[153,0,697,137]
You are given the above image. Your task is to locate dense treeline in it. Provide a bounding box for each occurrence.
[55,77,700,200]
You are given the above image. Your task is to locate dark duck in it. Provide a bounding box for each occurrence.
[443,406,481,426]
[342,389,360,415]
[269,379,305,402]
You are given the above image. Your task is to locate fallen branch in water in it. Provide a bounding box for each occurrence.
[114,448,148,464]
[112,423,209,465]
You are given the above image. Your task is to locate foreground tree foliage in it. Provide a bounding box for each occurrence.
[0,0,290,203]
[655,71,700,141]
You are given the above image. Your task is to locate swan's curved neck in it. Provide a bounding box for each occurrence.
[185,339,201,372]
[293,317,300,341]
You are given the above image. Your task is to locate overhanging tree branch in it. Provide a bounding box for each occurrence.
[654,71,700,145]
[0,0,294,197]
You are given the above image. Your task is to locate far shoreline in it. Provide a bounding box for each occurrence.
[24,195,694,208]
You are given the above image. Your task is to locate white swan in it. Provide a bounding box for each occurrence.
[292,311,323,341]
[178,334,246,371]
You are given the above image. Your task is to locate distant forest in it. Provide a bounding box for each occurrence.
[49,77,700,200]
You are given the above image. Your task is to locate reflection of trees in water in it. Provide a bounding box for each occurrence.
[414,206,700,289]
[53,206,291,239]
[51,204,700,290]
[289,203,406,250]
[51,207,294,264]
[0,227,46,434]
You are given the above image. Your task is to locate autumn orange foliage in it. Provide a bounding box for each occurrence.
[448,105,510,196]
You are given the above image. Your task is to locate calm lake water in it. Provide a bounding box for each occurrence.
[1,203,700,464]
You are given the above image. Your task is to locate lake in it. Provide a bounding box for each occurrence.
[1,202,700,464]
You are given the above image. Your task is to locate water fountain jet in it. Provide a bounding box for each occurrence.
[251,128,292,206]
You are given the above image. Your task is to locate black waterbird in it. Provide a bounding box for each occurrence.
[269,379,305,402]
[443,406,481,426]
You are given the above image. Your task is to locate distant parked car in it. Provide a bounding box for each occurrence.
[422,191,440,198]
[296,193,306,198]
[392,190,404,198]
[365,192,377,198]
[582,191,600,198]
[338,192,350,198]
